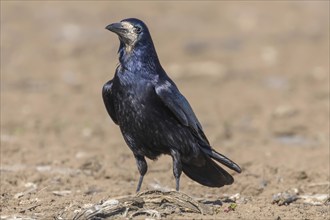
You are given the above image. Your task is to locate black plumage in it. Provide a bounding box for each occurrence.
[103,18,241,192]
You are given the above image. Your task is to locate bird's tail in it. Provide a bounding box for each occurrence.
[181,147,241,187]
[182,155,234,187]
[200,147,242,173]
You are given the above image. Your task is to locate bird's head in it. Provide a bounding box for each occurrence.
[106,18,150,50]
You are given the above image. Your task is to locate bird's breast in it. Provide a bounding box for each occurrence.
[113,75,158,124]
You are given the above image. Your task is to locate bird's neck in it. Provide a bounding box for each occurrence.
[118,41,162,74]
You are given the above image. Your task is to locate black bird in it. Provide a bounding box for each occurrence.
[103,18,241,192]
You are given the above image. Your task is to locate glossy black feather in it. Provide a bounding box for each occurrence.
[103,18,241,191]
[182,155,234,187]
[102,80,118,125]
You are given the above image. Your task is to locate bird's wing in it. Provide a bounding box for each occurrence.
[155,81,209,144]
[102,80,118,125]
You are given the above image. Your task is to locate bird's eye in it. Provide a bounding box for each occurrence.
[135,26,142,34]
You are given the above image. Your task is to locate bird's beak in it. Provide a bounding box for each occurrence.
[105,22,126,34]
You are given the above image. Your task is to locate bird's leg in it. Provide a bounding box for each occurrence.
[134,155,147,192]
[170,149,182,191]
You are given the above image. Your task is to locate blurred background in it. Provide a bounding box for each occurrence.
[1,1,329,219]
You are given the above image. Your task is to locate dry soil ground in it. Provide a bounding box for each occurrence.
[1,1,329,219]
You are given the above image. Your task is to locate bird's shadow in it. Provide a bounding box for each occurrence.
[200,198,236,206]
[201,199,223,206]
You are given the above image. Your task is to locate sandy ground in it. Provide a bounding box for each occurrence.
[1,1,329,219]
